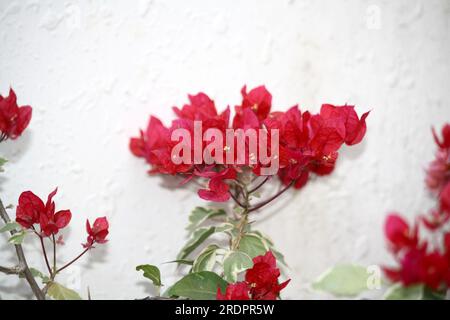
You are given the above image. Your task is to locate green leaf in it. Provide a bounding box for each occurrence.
[177,227,216,260]
[384,283,446,300]
[0,157,7,172]
[215,223,234,234]
[8,231,26,245]
[223,251,253,282]
[187,207,226,233]
[47,282,82,300]
[168,271,228,300]
[238,233,269,259]
[136,264,162,287]
[0,222,20,233]
[312,264,370,297]
[192,244,219,273]
[164,259,194,266]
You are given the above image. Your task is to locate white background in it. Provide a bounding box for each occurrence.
[1,0,449,299]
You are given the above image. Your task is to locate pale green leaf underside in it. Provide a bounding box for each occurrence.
[192,244,219,273]
[223,251,253,282]
[312,264,370,297]
[47,282,82,300]
[0,222,20,233]
[187,207,226,233]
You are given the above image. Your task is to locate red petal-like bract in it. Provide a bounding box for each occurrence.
[217,251,290,300]
[84,216,109,248]
[16,191,45,229]
[383,123,450,292]
[217,282,250,300]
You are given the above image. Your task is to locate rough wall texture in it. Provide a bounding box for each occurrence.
[0,0,449,299]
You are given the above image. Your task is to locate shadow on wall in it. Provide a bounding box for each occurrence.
[0,131,33,192]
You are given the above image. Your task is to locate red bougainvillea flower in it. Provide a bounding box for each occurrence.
[38,188,72,237]
[16,191,46,229]
[197,167,237,202]
[217,251,290,300]
[421,208,450,231]
[433,124,450,149]
[83,217,109,248]
[0,88,32,142]
[440,182,450,214]
[16,188,71,237]
[426,149,450,191]
[233,85,272,126]
[267,103,369,188]
[246,251,290,300]
[319,104,370,146]
[383,124,450,292]
[216,282,250,300]
[130,86,369,201]
[384,248,449,290]
[384,213,419,253]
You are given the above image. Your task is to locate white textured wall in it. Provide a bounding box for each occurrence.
[1,0,449,299]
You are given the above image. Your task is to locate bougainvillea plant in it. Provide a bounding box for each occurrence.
[313,123,450,300]
[131,85,369,300]
[0,89,109,300]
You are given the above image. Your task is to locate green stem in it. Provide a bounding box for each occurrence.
[231,183,250,251]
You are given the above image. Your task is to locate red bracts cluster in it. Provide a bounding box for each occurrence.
[0,88,32,142]
[16,188,109,247]
[383,124,450,291]
[217,251,290,300]
[83,217,109,248]
[130,86,369,202]
[16,188,72,237]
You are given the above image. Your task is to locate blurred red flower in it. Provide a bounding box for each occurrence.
[0,88,32,142]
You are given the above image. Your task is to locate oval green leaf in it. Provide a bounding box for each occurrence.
[168,271,228,300]
[238,233,269,259]
[136,264,162,287]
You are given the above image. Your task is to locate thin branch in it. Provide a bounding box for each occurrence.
[56,247,90,274]
[0,198,45,300]
[52,234,56,274]
[0,265,21,275]
[247,180,295,213]
[248,176,270,194]
[38,235,52,277]
[229,191,246,209]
